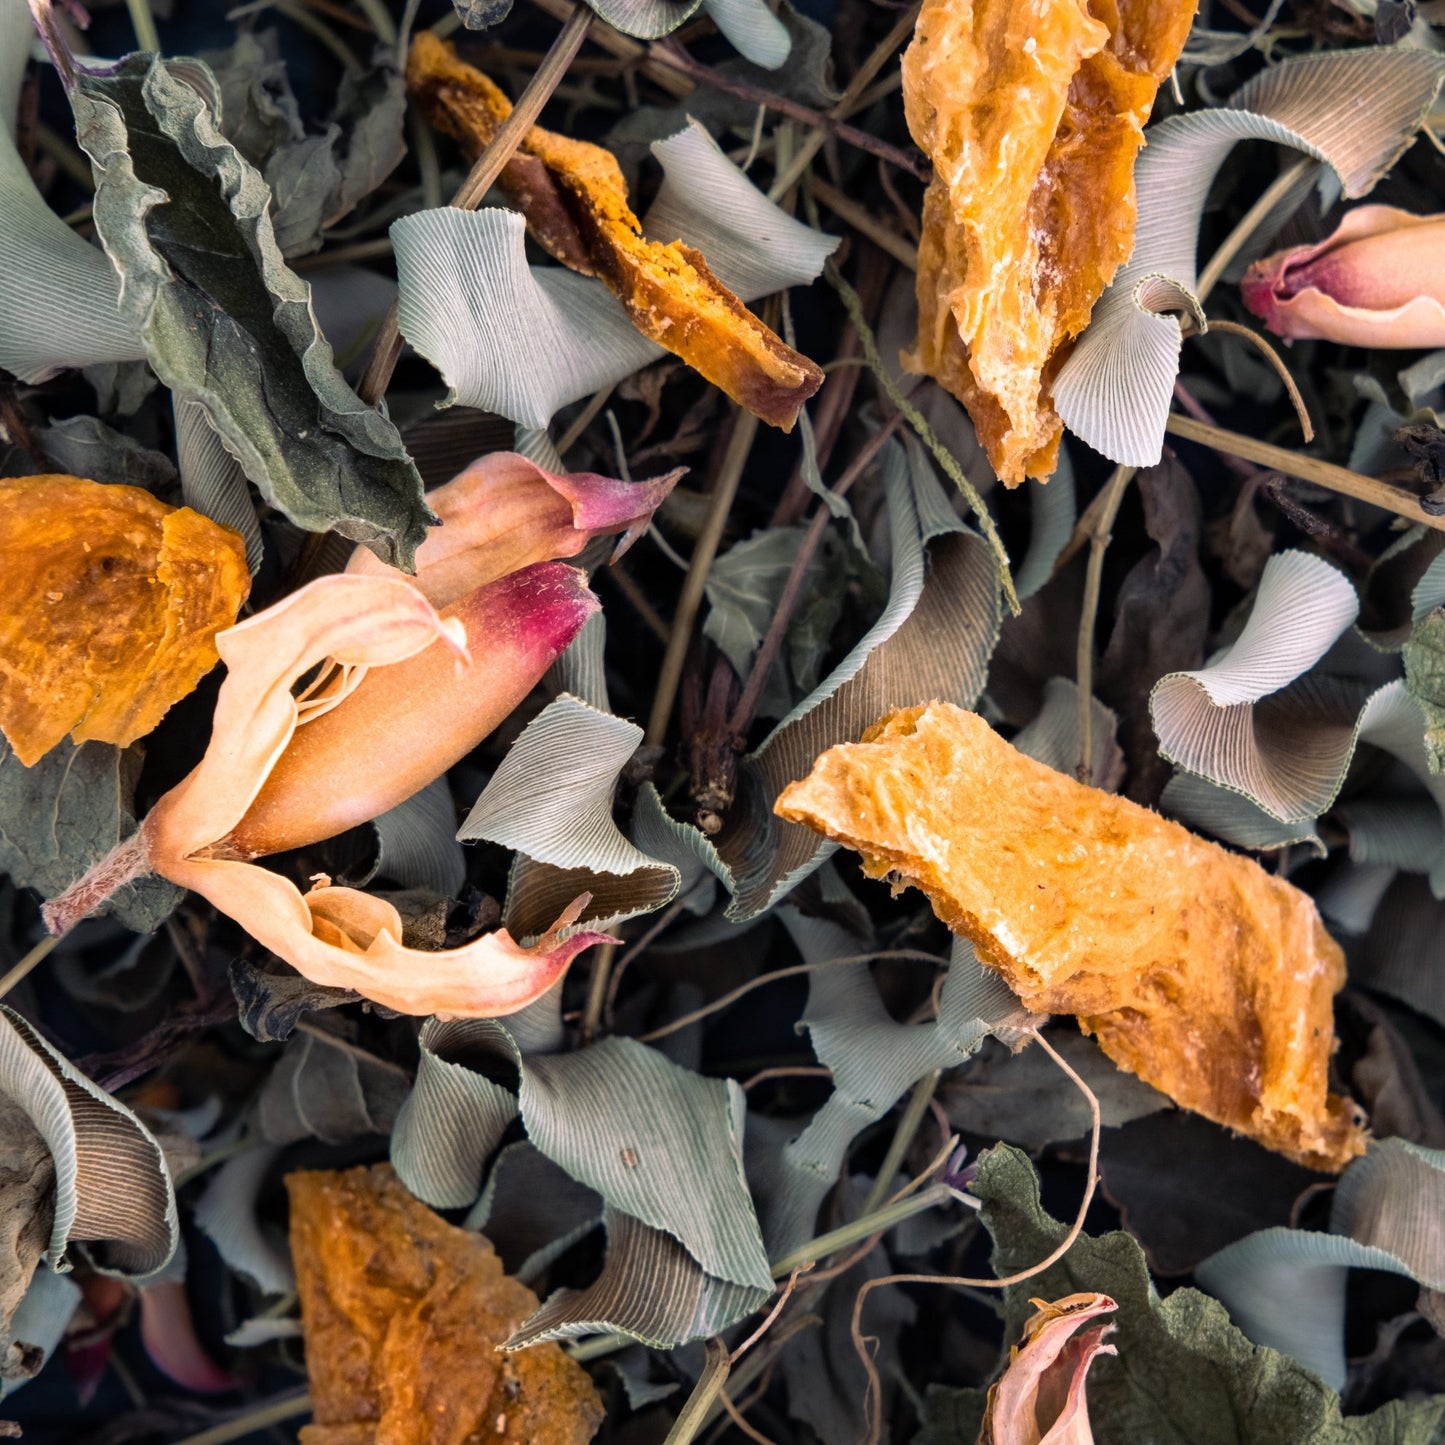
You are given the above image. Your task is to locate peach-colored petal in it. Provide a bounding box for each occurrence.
[224,562,598,858]
[144,575,467,868]
[980,1293,1118,1445]
[161,853,611,1016]
[1242,206,1445,346]
[345,451,682,608]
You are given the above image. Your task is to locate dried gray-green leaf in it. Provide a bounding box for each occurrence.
[0,1006,177,1281]
[0,738,180,933]
[256,1031,406,1147]
[390,1017,519,1209]
[37,416,176,493]
[504,1207,767,1348]
[0,1,142,383]
[465,1141,601,1280]
[67,51,430,566]
[1404,608,1445,773]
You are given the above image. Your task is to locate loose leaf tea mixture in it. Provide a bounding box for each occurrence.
[3,0,1445,1442]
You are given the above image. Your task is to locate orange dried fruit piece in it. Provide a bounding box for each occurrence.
[287,1164,604,1445]
[407,32,824,431]
[775,702,1367,1172]
[901,0,1199,485]
[0,476,250,766]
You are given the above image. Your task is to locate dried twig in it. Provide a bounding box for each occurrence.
[355,4,594,407]
[848,1028,1102,1445]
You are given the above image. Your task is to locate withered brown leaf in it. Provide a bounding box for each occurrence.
[901,0,1198,484]
[287,1164,604,1445]
[0,476,250,766]
[775,702,1368,1172]
[407,33,823,431]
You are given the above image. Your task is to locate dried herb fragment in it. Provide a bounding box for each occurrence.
[901,0,1198,484]
[0,476,249,766]
[287,1164,603,1445]
[775,702,1367,1171]
[406,33,823,430]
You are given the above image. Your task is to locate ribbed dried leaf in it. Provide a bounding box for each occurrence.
[0,477,249,766]
[776,702,1367,1170]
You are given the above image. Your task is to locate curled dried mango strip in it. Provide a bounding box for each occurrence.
[407,33,824,431]
[901,0,1198,484]
[776,702,1367,1171]
[0,476,249,766]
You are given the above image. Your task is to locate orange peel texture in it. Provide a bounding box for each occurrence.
[0,476,250,766]
[775,702,1367,1172]
[288,1164,604,1445]
[901,0,1199,484]
[407,33,824,431]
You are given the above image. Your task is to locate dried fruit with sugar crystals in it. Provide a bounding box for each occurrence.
[775,701,1367,1171]
[901,0,1199,484]
[288,1165,603,1445]
[0,476,249,765]
[406,33,824,430]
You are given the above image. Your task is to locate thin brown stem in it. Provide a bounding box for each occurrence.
[727,412,905,737]
[0,933,61,1002]
[810,178,918,269]
[1196,158,1311,304]
[356,4,593,407]
[645,408,760,746]
[648,41,927,181]
[1075,464,1135,783]
[1165,414,1445,533]
[1203,320,1313,441]
[769,2,923,201]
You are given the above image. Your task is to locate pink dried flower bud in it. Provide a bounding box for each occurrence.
[1241,206,1445,348]
[346,450,683,608]
[222,560,598,858]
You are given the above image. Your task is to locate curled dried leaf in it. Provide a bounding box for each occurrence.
[901,0,1198,484]
[775,702,1367,1171]
[407,34,823,430]
[288,1164,603,1445]
[0,476,250,766]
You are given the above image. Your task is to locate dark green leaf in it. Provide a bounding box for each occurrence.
[915,1144,1445,1444]
[66,52,430,567]
[0,738,179,934]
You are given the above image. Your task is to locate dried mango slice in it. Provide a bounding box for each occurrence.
[407,33,824,431]
[775,702,1367,1172]
[288,1164,603,1445]
[0,476,250,766]
[902,0,1199,485]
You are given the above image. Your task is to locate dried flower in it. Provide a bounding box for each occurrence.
[979,1293,1118,1445]
[38,453,686,1014]
[1241,206,1445,348]
[344,449,682,608]
[46,566,609,1017]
